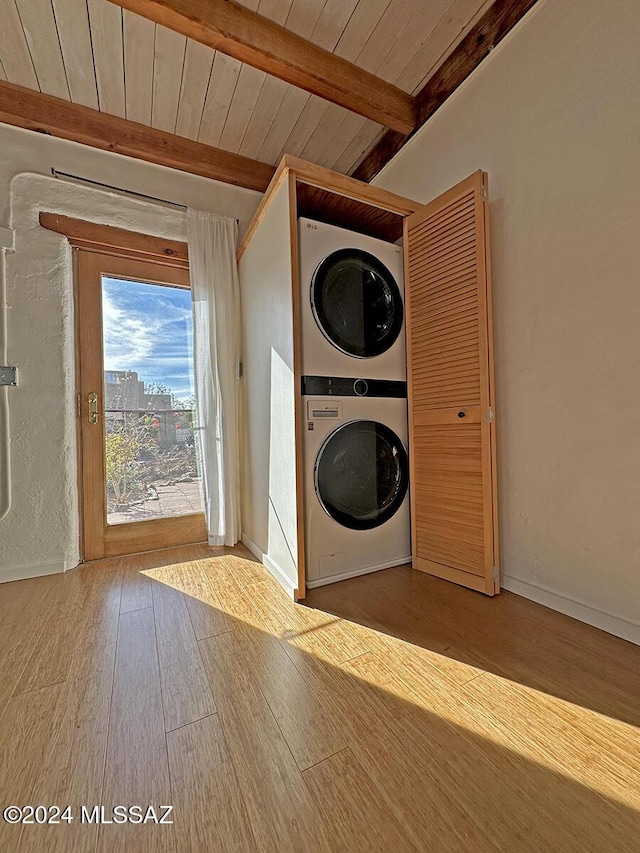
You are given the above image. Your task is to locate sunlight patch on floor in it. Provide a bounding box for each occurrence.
[137,551,640,813]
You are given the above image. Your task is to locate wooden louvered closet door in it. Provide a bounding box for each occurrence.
[404,171,498,594]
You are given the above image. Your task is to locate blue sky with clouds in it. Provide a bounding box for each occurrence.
[102,277,195,403]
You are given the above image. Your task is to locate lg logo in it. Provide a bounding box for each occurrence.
[306,223,318,230]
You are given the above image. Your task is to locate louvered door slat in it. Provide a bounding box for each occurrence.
[409,227,477,259]
[404,170,498,595]
[409,227,477,258]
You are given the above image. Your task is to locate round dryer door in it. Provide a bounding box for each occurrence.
[311,248,403,358]
[314,420,408,531]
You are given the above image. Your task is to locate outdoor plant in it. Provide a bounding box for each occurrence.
[104,414,155,508]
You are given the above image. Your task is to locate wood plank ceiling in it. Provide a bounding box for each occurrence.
[0,0,494,179]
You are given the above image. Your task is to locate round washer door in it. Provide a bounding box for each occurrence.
[311,248,403,358]
[314,420,408,531]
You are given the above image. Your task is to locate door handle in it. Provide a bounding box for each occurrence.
[88,392,99,425]
[457,411,466,419]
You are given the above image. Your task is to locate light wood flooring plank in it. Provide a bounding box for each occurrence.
[307,570,480,683]
[171,557,236,640]
[150,565,216,732]
[13,559,122,695]
[0,683,66,851]
[119,554,154,613]
[0,573,62,720]
[199,631,329,852]
[302,747,418,852]
[216,558,371,665]
[462,672,640,810]
[98,607,173,852]
[212,623,348,770]
[167,714,256,852]
[384,663,640,851]
[282,635,492,851]
[19,642,118,853]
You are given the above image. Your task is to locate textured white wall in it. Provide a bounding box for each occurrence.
[375,0,640,642]
[0,124,261,582]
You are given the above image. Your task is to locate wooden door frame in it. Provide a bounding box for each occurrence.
[39,214,207,560]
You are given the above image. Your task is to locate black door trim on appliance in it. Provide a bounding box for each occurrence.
[302,375,407,398]
[314,419,409,531]
[310,248,403,358]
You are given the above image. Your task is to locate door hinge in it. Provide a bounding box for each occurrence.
[492,565,499,583]
[488,407,495,423]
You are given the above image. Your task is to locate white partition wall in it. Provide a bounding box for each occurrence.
[238,177,300,598]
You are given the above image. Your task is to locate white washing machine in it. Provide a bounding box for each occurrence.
[303,376,411,588]
[299,218,406,381]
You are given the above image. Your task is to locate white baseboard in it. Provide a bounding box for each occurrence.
[0,559,76,584]
[240,533,264,563]
[502,574,640,646]
[241,533,297,599]
[306,555,412,589]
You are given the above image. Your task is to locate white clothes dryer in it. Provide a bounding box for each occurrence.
[302,375,411,588]
[299,218,406,381]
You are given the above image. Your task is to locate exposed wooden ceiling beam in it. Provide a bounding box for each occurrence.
[351,0,542,183]
[106,0,416,135]
[0,80,274,193]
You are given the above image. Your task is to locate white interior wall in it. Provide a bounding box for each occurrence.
[238,180,300,598]
[374,0,640,643]
[0,124,261,582]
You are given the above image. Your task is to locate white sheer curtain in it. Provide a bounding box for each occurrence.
[188,210,241,546]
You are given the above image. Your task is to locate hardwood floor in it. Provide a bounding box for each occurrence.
[0,545,638,852]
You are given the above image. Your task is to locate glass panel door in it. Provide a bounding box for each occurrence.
[102,276,203,524]
[77,249,207,560]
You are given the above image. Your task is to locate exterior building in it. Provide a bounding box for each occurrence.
[104,371,180,444]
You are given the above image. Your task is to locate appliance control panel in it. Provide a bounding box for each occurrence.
[307,400,343,425]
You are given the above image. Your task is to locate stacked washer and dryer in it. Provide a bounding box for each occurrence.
[299,217,411,588]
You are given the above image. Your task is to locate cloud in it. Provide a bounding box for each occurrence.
[102,279,195,401]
